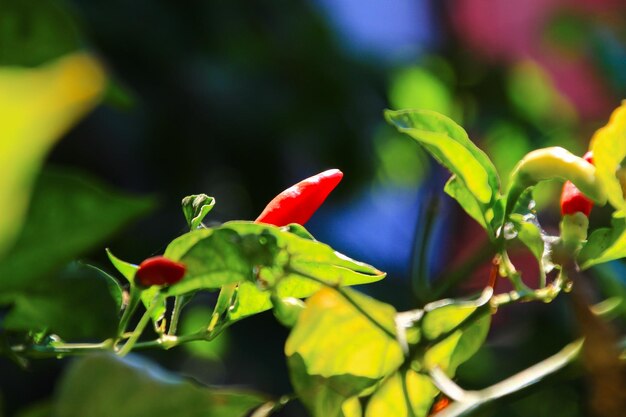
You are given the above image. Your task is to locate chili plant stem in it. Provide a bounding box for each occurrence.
[133,320,232,350]
[409,190,439,305]
[117,286,141,338]
[430,239,496,299]
[168,295,190,336]
[430,339,584,417]
[117,296,162,357]
[11,340,114,358]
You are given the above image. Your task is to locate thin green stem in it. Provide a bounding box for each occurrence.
[168,295,184,336]
[11,340,114,358]
[117,296,162,357]
[250,394,296,417]
[431,339,583,417]
[491,272,566,308]
[133,320,232,351]
[431,240,495,299]
[409,191,439,305]
[117,286,141,338]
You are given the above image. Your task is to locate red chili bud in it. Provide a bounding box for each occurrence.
[136,256,186,287]
[560,151,594,217]
[255,169,343,227]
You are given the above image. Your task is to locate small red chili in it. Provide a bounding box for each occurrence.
[255,169,343,227]
[560,151,594,217]
[428,395,450,416]
[136,256,186,287]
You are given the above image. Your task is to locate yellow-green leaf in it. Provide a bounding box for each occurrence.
[0,53,105,258]
[365,370,439,417]
[590,101,626,212]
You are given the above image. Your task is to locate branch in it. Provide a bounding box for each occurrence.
[431,339,584,417]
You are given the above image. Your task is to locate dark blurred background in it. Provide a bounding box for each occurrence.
[1,0,626,416]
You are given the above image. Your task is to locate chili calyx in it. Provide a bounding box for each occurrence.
[561,151,594,217]
[255,169,343,227]
[136,256,186,287]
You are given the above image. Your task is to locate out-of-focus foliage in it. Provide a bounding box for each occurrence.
[2,1,626,417]
[0,53,105,258]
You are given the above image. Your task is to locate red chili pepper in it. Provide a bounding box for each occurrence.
[428,395,450,416]
[136,256,186,287]
[560,151,594,217]
[255,169,343,227]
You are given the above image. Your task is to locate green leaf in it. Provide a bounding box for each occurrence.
[508,213,547,275]
[164,227,213,260]
[385,109,501,235]
[227,281,272,321]
[213,283,238,319]
[288,353,371,417]
[423,314,491,376]
[165,227,270,294]
[0,0,81,66]
[1,262,121,340]
[283,223,316,240]
[182,194,215,230]
[444,177,488,230]
[590,102,626,212]
[164,222,385,297]
[106,248,137,284]
[365,370,439,417]
[286,288,403,417]
[286,287,403,380]
[579,216,626,269]
[422,303,478,341]
[0,168,154,292]
[421,289,492,341]
[54,354,266,417]
[0,53,105,258]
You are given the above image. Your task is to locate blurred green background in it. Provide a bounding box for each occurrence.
[1,0,626,416]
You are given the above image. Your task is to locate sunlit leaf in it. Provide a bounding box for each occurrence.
[54,354,265,417]
[164,222,385,297]
[365,370,438,417]
[106,248,138,284]
[444,177,488,230]
[286,288,403,417]
[385,109,501,236]
[0,53,106,258]
[579,216,626,269]
[422,303,478,341]
[423,314,491,376]
[182,194,215,230]
[509,213,546,274]
[286,288,403,380]
[590,102,626,212]
[288,353,371,417]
